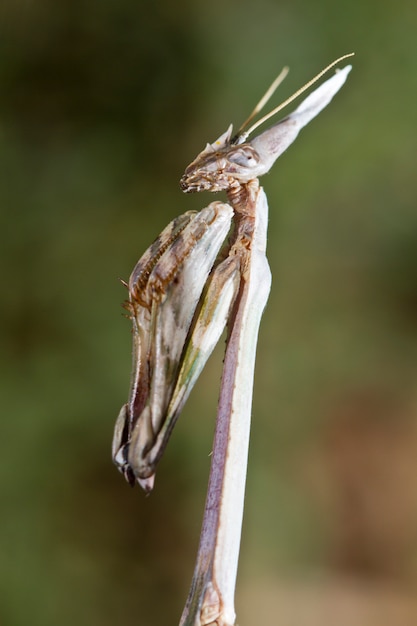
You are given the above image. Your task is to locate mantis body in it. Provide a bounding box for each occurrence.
[112,55,353,625]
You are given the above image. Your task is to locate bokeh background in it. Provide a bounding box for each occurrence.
[1,1,417,625]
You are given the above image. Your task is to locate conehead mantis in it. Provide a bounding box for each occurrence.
[113,54,353,624]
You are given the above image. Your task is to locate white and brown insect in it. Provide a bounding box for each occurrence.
[113,56,353,496]
[113,55,353,626]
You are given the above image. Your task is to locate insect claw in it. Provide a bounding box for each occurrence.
[124,466,136,487]
[138,474,155,493]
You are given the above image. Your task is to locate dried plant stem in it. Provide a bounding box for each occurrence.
[180,186,271,626]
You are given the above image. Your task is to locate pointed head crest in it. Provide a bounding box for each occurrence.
[198,124,234,157]
[180,53,354,193]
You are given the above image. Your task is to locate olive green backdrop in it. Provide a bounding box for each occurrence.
[1,1,417,625]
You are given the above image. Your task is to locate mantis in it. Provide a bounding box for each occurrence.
[112,54,353,625]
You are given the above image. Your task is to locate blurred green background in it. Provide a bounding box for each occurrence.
[1,1,417,624]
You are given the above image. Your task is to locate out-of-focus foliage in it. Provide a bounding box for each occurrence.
[1,1,417,625]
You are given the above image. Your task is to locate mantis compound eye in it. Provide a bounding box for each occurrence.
[227,146,260,168]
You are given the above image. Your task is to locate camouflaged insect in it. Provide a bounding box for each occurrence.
[112,59,353,496]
